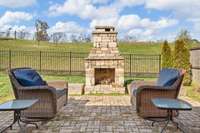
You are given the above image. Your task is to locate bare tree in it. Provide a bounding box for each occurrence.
[70,34,78,42]
[124,34,137,42]
[35,19,49,45]
[84,34,91,42]
[19,30,26,39]
[6,27,12,38]
[51,32,63,44]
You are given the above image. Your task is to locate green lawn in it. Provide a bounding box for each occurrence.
[0,39,164,54]
[0,73,14,103]
[185,82,200,102]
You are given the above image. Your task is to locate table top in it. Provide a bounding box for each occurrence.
[152,98,192,110]
[0,99,38,111]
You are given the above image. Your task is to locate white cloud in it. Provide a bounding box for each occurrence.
[145,0,198,10]
[126,29,154,41]
[187,18,200,39]
[0,11,33,38]
[48,0,199,32]
[49,0,122,22]
[49,0,95,19]
[115,14,178,41]
[118,15,141,30]
[116,0,144,7]
[143,0,200,40]
[0,0,37,8]
[10,25,35,32]
[0,24,11,31]
[141,18,178,30]
[48,21,86,34]
[117,14,178,31]
[48,0,178,37]
[145,0,200,19]
[95,5,119,19]
[90,17,118,28]
[0,11,33,27]
[48,0,141,20]
[1,0,196,41]
[128,29,143,35]
[89,13,178,41]
[92,0,110,4]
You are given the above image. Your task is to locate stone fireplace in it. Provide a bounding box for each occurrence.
[85,26,124,89]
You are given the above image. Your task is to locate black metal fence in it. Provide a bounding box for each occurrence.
[0,50,161,77]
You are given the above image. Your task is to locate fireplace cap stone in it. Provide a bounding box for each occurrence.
[93,26,117,34]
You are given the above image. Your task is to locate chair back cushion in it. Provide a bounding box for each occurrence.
[13,68,46,87]
[157,68,180,87]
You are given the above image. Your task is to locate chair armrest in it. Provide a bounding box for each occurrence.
[47,80,68,89]
[136,85,177,98]
[131,81,156,88]
[18,85,57,114]
[136,85,177,111]
[20,85,56,93]
[137,85,175,92]
[130,80,156,95]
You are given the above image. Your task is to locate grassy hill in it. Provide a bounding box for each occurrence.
[0,39,166,54]
[1,39,200,53]
[1,39,199,54]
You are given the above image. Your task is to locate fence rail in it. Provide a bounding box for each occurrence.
[0,50,161,77]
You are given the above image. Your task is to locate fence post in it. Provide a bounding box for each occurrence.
[9,50,11,70]
[129,54,132,77]
[39,51,42,71]
[69,51,72,75]
[14,31,17,40]
[159,54,161,72]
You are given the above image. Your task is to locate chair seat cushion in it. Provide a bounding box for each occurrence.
[157,68,180,87]
[13,68,46,87]
[56,89,66,98]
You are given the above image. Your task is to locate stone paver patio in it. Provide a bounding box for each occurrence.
[0,96,199,133]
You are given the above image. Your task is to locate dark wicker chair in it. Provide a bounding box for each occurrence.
[130,69,185,118]
[8,68,68,119]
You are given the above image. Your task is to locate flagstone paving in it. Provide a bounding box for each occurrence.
[0,96,199,133]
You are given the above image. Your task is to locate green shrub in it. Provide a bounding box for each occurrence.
[161,40,172,68]
[174,39,192,86]
[176,29,192,48]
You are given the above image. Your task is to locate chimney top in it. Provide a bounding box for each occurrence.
[93,26,117,34]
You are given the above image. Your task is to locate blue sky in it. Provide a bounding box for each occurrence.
[0,0,199,41]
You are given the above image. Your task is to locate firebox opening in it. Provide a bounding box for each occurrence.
[95,68,115,85]
[105,28,111,32]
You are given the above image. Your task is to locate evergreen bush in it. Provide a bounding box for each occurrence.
[174,39,192,86]
[161,40,172,68]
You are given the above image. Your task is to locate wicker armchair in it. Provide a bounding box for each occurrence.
[8,68,68,119]
[130,69,185,118]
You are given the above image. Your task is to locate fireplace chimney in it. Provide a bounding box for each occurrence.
[92,26,117,48]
